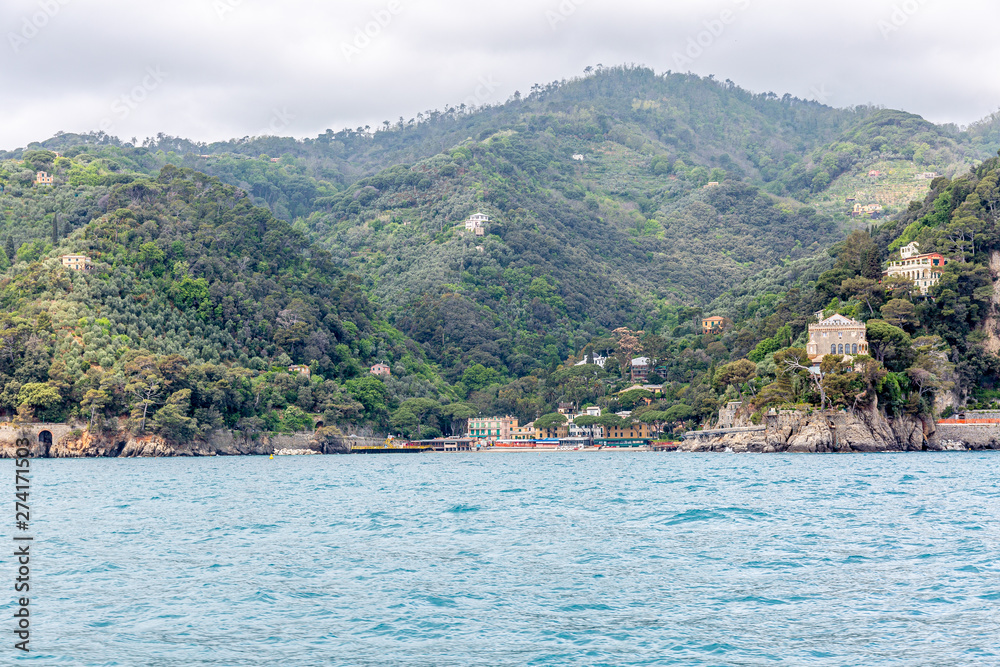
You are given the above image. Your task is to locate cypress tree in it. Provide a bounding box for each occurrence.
[51,214,59,244]
[4,236,14,263]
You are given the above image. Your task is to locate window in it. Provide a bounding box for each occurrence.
[852,344,858,354]
[831,344,836,354]
[838,344,844,354]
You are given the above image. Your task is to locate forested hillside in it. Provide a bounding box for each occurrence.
[0,167,460,440]
[3,67,1000,442]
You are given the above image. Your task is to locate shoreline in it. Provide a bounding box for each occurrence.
[3,415,1000,458]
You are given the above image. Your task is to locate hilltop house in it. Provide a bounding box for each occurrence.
[60,255,92,271]
[852,203,883,219]
[574,353,607,368]
[630,357,650,383]
[35,171,54,186]
[464,213,490,233]
[807,314,868,364]
[883,241,949,295]
[702,316,728,334]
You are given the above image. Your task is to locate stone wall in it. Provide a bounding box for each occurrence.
[0,423,80,457]
[934,423,1000,450]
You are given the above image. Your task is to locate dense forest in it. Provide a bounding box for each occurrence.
[3,67,1000,443]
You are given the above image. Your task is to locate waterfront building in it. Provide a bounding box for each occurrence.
[533,423,570,440]
[807,314,868,363]
[718,401,742,429]
[603,422,652,440]
[883,241,949,295]
[468,415,519,440]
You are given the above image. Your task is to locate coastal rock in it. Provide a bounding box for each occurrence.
[682,408,934,453]
[8,426,322,458]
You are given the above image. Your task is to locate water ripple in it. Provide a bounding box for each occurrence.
[4,451,998,665]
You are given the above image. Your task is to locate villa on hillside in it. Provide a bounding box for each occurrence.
[883,241,949,295]
[35,171,54,186]
[852,203,883,219]
[702,316,729,334]
[630,357,650,383]
[289,365,311,377]
[370,363,391,377]
[807,314,868,364]
[464,213,490,235]
[60,255,92,271]
[575,353,607,368]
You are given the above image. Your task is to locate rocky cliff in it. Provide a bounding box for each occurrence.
[0,427,341,458]
[681,408,957,453]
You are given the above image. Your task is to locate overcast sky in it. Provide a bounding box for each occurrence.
[2,0,999,149]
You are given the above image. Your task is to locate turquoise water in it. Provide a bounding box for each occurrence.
[4,452,999,665]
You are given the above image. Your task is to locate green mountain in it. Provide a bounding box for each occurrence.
[3,66,1000,442]
[0,167,449,439]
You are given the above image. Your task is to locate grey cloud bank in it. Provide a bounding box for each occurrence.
[1,0,999,148]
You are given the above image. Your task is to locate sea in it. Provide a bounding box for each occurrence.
[4,451,998,666]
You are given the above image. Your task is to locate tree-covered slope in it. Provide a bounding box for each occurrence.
[0,167,453,439]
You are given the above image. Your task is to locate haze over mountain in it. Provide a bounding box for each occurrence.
[3,0,1000,148]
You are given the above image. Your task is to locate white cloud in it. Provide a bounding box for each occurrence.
[1,0,999,148]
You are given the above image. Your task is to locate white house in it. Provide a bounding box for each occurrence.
[574,354,607,368]
[464,213,490,231]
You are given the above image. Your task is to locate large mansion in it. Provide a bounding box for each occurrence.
[807,314,868,364]
[883,242,949,295]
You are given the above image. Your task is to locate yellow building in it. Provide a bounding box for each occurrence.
[702,316,728,334]
[35,171,54,186]
[60,255,92,271]
[603,422,652,440]
[533,424,570,440]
